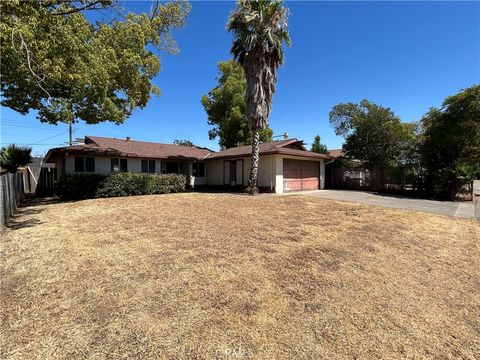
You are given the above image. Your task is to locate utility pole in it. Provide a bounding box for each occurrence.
[69,120,73,146]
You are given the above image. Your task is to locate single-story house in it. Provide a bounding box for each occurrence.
[44,135,332,194]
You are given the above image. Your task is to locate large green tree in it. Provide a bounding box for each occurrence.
[228,0,290,194]
[419,85,480,198]
[1,0,190,125]
[201,60,273,149]
[329,100,417,168]
[0,144,33,173]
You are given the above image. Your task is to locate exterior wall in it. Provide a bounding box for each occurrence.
[63,156,205,186]
[55,158,64,180]
[61,154,325,192]
[205,155,276,191]
[275,156,283,194]
[206,160,224,186]
[242,155,276,190]
[320,160,325,189]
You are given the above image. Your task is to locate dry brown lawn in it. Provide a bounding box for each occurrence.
[1,193,479,359]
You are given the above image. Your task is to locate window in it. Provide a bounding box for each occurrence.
[166,161,178,174]
[111,158,128,173]
[192,162,205,177]
[141,160,156,173]
[85,157,95,172]
[75,156,95,173]
[75,157,84,172]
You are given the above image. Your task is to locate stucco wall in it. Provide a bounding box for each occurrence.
[62,154,324,192]
[206,160,224,186]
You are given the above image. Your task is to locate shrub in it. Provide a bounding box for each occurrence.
[56,173,186,199]
[56,174,106,200]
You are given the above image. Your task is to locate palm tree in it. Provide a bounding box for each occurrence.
[0,144,33,173]
[228,0,290,194]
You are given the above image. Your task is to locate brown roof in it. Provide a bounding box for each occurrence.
[206,139,332,160]
[45,136,211,162]
[327,149,345,158]
[45,136,333,163]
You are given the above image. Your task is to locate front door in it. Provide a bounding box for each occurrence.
[229,160,237,185]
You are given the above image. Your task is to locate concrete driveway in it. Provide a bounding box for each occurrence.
[291,190,476,219]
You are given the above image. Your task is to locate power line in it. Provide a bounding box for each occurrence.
[0,143,65,146]
[34,130,69,144]
[0,123,62,131]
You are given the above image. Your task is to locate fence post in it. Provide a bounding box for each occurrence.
[0,175,5,229]
[1,173,25,231]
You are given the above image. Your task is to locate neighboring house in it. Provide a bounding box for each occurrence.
[325,149,368,189]
[44,135,332,194]
[325,149,415,191]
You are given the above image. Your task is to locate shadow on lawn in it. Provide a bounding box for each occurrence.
[5,196,61,230]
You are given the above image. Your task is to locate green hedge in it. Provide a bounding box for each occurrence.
[56,173,186,200]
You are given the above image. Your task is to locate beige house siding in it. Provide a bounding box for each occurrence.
[61,153,324,193]
[204,154,325,194]
[206,160,224,186]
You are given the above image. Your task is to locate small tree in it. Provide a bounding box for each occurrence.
[0,144,32,173]
[311,135,328,154]
[173,139,195,147]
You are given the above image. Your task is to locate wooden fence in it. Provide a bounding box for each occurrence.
[1,173,24,230]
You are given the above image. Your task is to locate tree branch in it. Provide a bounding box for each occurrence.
[49,1,113,16]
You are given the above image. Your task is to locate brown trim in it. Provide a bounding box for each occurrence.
[206,149,332,161]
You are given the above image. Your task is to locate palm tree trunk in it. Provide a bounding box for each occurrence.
[246,129,260,194]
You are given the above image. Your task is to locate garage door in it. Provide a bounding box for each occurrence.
[283,159,319,192]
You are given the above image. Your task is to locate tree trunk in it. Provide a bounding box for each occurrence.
[246,129,260,195]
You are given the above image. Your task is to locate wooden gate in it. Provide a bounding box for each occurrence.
[36,167,56,196]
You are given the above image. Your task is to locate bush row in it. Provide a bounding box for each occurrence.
[56,173,186,200]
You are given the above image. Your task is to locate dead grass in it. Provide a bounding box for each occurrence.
[1,193,479,359]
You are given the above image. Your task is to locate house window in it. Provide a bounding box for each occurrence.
[85,157,95,172]
[75,157,84,172]
[166,161,178,174]
[192,162,205,177]
[111,158,128,173]
[141,160,156,173]
[74,156,95,173]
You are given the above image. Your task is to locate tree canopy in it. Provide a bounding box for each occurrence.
[310,135,328,154]
[0,144,33,173]
[173,139,195,147]
[419,84,480,197]
[1,0,190,125]
[201,60,273,149]
[329,100,417,168]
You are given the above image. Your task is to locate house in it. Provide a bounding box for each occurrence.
[44,135,332,194]
[325,148,368,189]
[325,149,414,191]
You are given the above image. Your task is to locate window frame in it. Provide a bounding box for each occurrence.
[111,158,128,173]
[74,156,95,173]
[192,162,205,177]
[141,159,156,173]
